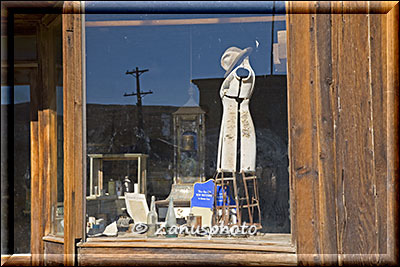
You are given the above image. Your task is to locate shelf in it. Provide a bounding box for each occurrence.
[86,195,126,201]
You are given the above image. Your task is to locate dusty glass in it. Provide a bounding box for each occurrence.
[84,13,289,240]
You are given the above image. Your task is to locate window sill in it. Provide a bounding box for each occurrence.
[43,235,64,244]
[77,234,297,266]
[1,254,31,266]
[79,233,294,253]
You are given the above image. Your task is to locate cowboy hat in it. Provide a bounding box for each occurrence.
[221,46,253,78]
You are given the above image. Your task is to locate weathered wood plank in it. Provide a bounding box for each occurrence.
[44,241,64,266]
[32,19,61,266]
[313,5,339,264]
[78,234,295,253]
[286,1,397,14]
[38,21,57,239]
[73,4,84,240]
[334,9,378,258]
[43,235,65,244]
[63,1,83,265]
[63,3,75,266]
[287,2,321,264]
[84,234,293,247]
[30,66,42,266]
[385,2,399,265]
[329,4,346,265]
[78,248,297,266]
[1,255,32,267]
[63,6,75,266]
[287,1,395,265]
[369,12,387,257]
[38,22,51,236]
[49,108,58,235]
[41,108,51,236]
[78,241,294,253]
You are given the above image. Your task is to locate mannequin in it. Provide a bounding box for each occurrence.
[217,47,256,173]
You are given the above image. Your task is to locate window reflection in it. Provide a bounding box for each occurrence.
[85,14,289,238]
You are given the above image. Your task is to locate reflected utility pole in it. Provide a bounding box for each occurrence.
[124,67,153,152]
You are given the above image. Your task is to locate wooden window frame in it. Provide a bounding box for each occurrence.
[73,2,399,266]
[75,2,296,266]
[1,1,398,266]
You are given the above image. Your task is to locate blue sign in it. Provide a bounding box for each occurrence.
[216,185,236,207]
[191,179,215,210]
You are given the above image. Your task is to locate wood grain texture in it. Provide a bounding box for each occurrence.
[37,33,47,266]
[369,10,388,259]
[79,234,295,253]
[63,1,83,266]
[78,248,297,266]
[287,2,321,265]
[1,255,32,267]
[334,9,378,258]
[30,18,61,266]
[63,4,74,263]
[78,242,293,253]
[44,241,64,266]
[286,1,397,14]
[385,2,399,265]
[38,21,55,237]
[24,1,398,266]
[73,3,84,241]
[312,4,339,264]
[76,235,295,265]
[30,67,43,266]
[287,1,397,265]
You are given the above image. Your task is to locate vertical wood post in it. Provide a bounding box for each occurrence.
[30,66,43,266]
[385,2,399,264]
[63,1,83,265]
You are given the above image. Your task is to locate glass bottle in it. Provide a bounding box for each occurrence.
[147,196,158,237]
[165,197,177,238]
[123,176,132,193]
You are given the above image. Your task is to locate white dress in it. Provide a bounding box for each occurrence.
[217,57,256,172]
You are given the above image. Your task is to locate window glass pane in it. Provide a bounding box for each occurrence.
[13,84,31,253]
[85,13,289,239]
[53,21,64,236]
[12,28,36,253]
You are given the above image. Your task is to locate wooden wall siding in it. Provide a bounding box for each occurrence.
[44,241,64,266]
[38,16,59,239]
[30,66,42,266]
[287,1,398,265]
[286,1,396,14]
[63,1,83,266]
[386,2,399,264]
[30,17,60,266]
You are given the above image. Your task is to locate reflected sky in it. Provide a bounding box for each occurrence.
[85,14,286,106]
[1,85,29,105]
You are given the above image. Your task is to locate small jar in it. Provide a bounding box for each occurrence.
[108,179,116,196]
